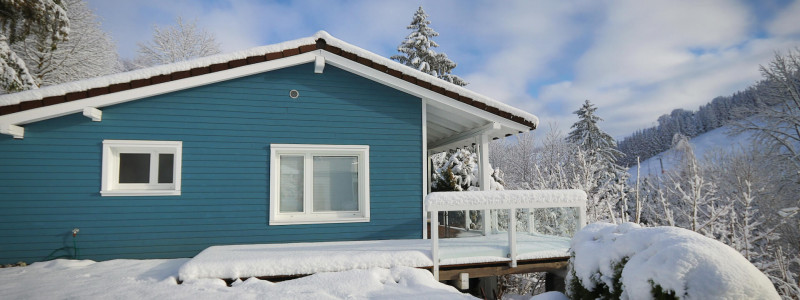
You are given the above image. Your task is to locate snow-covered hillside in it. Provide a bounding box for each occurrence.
[628,124,755,178]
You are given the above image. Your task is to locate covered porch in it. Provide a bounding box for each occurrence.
[421,93,537,239]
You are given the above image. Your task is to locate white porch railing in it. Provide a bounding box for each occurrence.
[425,190,587,280]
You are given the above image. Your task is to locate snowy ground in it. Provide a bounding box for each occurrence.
[0,258,477,299]
[0,233,571,299]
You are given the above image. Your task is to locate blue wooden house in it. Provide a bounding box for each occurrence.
[0,32,538,264]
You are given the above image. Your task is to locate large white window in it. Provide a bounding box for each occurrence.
[270,144,370,225]
[101,140,182,196]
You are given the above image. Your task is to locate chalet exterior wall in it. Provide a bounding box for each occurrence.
[0,63,422,264]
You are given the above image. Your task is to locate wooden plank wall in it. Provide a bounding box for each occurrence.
[0,63,423,264]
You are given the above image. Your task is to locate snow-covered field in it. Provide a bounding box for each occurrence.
[629,124,754,178]
[0,258,477,299]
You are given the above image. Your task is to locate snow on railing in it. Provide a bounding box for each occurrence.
[425,190,587,280]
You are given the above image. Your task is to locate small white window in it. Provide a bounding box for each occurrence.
[270,144,370,225]
[101,140,182,196]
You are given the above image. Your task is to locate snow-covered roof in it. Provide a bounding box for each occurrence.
[0,31,538,129]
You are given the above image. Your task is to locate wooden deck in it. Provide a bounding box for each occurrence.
[222,256,569,285]
[178,233,571,284]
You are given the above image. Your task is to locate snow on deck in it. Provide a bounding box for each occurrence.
[178,234,570,281]
[425,190,587,211]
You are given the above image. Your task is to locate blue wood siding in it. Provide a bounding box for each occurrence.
[0,63,423,264]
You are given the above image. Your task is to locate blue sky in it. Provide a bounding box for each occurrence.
[84,0,800,139]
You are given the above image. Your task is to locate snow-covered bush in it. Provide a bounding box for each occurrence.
[430,148,504,231]
[567,223,779,299]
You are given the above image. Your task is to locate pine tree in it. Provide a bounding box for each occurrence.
[566,100,623,165]
[0,0,70,93]
[566,100,628,222]
[392,6,467,86]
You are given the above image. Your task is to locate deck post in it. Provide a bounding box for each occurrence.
[509,208,517,268]
[477,134,491,235]
[463,210,470,231]
[431,208,440,281]
[492,210,499,232]
[421,97,429,239]
[578,202,587,230]
[528,208,535,234]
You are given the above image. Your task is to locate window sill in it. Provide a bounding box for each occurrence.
[100,190,181,197]
[269,217,369,226]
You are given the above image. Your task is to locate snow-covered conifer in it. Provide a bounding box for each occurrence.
[566,100,623,165]
[565,100,627,222]
[0,0,69,93]
[12,0,120,87]
[391,6,467,86]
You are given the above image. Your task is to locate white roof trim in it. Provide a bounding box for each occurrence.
[0,53,316,126]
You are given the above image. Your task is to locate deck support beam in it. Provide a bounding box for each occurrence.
[436,259,569,281]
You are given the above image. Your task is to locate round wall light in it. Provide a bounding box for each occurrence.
[289,89,300,99]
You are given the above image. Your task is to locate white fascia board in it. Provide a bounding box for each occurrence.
[0,52,319,126]
[320,52,531,133]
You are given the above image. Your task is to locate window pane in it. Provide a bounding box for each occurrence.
[279,156,304,213]
[313,156,358,212]
[119,153,150,183]
[158,154,174,184]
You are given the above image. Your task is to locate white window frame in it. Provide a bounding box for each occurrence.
[101,140,182,196]
[269,144,370,225]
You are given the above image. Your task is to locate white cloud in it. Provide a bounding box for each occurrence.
[456,1,599,118]
[83,0,800,140]
[575,0,752,87]
[535,0,800,137]
[768,0,800,36]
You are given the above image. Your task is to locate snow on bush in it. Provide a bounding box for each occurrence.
[567,222,779,299]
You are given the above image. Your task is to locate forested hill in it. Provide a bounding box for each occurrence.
[627,121,754,179]
[618,85,763,167]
